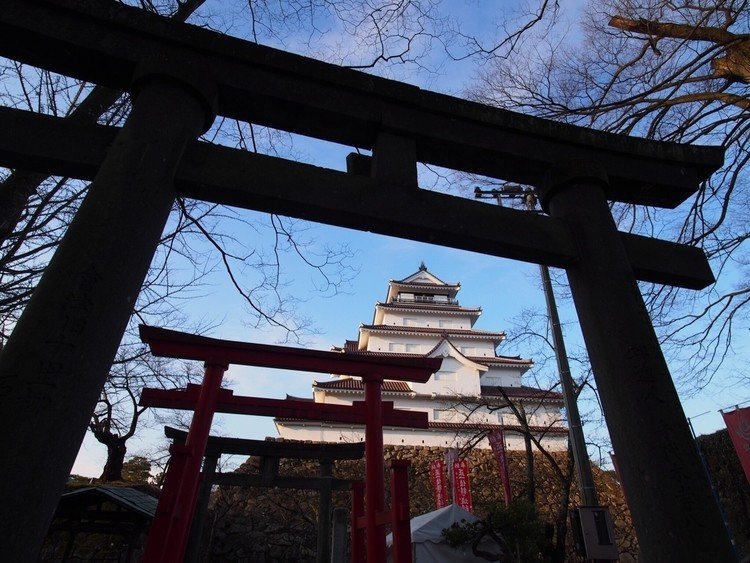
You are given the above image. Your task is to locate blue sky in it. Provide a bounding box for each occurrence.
[71,0,749,476]
[72,217,748,476]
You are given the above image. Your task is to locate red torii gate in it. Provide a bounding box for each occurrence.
[137,325,442,562]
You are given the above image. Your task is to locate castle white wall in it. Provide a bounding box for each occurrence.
[316,387,563,434]
[367,335,497,357]
[480,366,524,387]
[275,422,569,452]
[411,357,481,396]
[380,310,474,330]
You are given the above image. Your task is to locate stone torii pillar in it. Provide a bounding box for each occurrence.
[537,164,736,561]
[0,59,217,560]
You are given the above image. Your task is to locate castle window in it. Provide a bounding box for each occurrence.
[434,371,457,381]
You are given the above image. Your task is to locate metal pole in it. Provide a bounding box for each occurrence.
[537,162,736,561]
[538,261,598,506]
[350,482,365,562]
[477,187,599,507]
[331,507,349,563]
[687,417,739,558]
[185,453,220,563]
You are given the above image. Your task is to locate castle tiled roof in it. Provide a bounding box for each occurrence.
[360,324,505,339]
[332,340,530,368]
[313,379,559,402]
[392,269,456,286]
[426,421,568,434]
[481,385,563,400]
[376,302,480,314]
[333,341,422,357]
[274,419,568,435]
[313,378,413,393]
[468,355,532,367]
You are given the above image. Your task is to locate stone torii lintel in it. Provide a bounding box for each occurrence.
[0,106,715,290]
[0,0,723,206]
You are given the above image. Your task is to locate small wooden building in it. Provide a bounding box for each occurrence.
[42,486,158,562]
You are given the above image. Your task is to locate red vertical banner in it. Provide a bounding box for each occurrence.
[488,429,512,504]
[452,459,473,513]
[722,406,750,485]
[429,460,449,509]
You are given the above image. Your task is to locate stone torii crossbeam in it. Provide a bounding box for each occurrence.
[0,1,735,561]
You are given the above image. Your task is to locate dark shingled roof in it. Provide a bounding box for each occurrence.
[376,302,480,313]
[332,340,531,368]
[392,270,457,286]
[468,355,532,366]
[60,486,158,519]
[314,379,559,401]
[285,394,314,402]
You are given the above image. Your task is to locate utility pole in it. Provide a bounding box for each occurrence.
[475,185,599,507]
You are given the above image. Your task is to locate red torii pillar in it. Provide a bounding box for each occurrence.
[137,325,441,562]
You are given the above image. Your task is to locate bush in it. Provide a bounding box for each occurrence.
[442,499,547,562]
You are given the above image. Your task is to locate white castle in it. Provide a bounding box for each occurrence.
[275,264,568,451]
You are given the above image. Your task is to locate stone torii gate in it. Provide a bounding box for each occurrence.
[163,426,366,563]
[0,1,734,561]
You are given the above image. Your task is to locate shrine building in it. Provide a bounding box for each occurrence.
[275,264,568,451]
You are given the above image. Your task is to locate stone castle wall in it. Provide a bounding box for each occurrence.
[203,442,637,561]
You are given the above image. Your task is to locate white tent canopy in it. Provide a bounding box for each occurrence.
[386,504,504,562]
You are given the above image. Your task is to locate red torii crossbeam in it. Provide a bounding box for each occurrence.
[141,384,430,427]
[138,325,442,562]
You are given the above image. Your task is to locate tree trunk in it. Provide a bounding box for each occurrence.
[524,433,535,503]
[100,438,127,482]
[551,478,572,563]
[520,405,535,503]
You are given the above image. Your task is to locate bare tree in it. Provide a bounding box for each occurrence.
[89,342,205,482]
[450,385,576,563]
[465,0,750,391]
[443,296,613,562]
[1,0,487,480]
